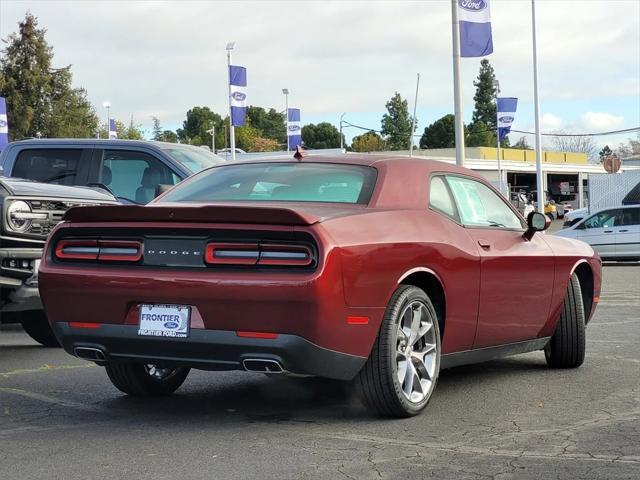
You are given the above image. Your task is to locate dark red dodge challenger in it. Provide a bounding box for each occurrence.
[39,155,602,417]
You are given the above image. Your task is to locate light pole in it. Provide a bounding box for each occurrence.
[226,41,236,162]
[493,79,503,195]
[409,73,420,157]
[282,88,289,151]
[339,112,346,153]
[531,0,545,214]
[102,101,111,139]
[207,125,215,152]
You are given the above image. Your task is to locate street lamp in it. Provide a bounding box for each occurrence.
[282,88,289,152]
[339,113,346,152]
[102,101,111,139]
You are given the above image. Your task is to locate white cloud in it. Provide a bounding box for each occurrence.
[541,113,563,130]
[580,112,625,132]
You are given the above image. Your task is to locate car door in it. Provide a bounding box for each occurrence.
[615,207,640,258]
[93,149,180,204]
[575,209,620,257]
[444,175,555,348]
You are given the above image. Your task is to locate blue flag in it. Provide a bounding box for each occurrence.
[287,108,301,150]
[108,118,117,139]
[458,0,493,58]
[497,97,517,141]
[0,97,9,151]
[229,65,247,126]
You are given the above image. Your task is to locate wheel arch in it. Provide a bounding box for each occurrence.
[570,260,594,322]
[397,268,447,340]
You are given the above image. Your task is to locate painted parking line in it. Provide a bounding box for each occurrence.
[0,387,104,413]
[0,363,97,379]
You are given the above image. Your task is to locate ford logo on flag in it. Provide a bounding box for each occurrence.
[164,321,179,329]
[0,120,7,128]
[459,0,486,11]
[499,116,514,123]
[288,125,300,132]
[231,92,246,101]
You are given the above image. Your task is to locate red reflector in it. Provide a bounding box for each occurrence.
[236,331,279,339]
[347,316,369,325]
[69,322,101,329]
[593,296,599,303]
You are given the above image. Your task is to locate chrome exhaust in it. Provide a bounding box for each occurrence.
[242,358,284,374]
[74,347,106,362]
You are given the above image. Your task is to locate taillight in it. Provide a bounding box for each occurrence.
[204,242,313,267]
[55,239,142,263]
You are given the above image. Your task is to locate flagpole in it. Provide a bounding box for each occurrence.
[531,0,544,213]
[226,42,236,162]
[493,80,503,195]
[451,0,466,167]
[409,73,420,157]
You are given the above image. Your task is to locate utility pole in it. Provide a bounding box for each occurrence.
[340,112,346,152]
[409,73,420,157]
[531,0,545,213]
[451,0,466,167]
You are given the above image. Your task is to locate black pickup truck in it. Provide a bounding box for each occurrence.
[0,139,223,346]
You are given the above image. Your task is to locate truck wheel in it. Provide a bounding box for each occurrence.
[105,362,190,396]
[355,285,441,417]
[20,311,60,347]
[545,273,586,368]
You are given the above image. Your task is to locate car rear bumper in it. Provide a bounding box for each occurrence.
[52,322,367,381]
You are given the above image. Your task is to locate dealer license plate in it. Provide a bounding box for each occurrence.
[138,304,191,338]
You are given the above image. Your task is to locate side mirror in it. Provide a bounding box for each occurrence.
[523,211,550,241]
[155,184,173,198]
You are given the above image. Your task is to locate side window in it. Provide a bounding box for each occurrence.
[101,150,177,203]
[583,209,619,229]
[13,149,84,185]
[446,176,523,229]
[619,208,640,226]
[429,176,457,220]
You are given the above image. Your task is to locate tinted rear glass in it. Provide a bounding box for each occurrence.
[13,149,83,185]
[160,162,377,205]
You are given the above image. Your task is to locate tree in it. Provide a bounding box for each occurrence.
[548,133,598,162]
[381,92,414,150]
[471,59,498,131]
[0,12,99,139]
[98,117,144,140]
[246,106,286,144]
[351,131,386,152]
[616,134,640,160]
[598,145,613,163]
[160,130,178,143]
[301,122,342,149]
[151,116,163,141]
[177,106,224,147]
[512,136,532,150]
[465,121,495,147]
[419,114,457,149]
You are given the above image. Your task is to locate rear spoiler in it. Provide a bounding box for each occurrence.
[63,204,322,226]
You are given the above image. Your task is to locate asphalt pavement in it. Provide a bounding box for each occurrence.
[0,264,638,479]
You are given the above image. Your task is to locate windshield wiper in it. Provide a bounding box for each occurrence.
[487,221,507,228]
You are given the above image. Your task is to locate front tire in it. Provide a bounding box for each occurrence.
[545,273,586,368]
[355,285,441,417]
[105,362,190,396]
[20,311,61,347]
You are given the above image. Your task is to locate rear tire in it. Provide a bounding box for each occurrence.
[105,362,190,396]
[20,311,60,347]
[355,285,441,417]
[545,273,586,368]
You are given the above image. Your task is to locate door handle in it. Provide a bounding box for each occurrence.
[477,239,491,249]
[618,229,629,233]
[604,230,613,233]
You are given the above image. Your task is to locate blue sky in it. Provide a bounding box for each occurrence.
[1,0,638,151]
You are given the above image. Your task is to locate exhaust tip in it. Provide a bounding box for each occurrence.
[242,358,284,374]
[74,347,106,362]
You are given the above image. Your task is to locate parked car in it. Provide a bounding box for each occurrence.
[555,205,640,261]
[0,139,224,204]
[563,207,588,228]
[0,176,116,345]
[39,155,601,417]
[0,139,224,345]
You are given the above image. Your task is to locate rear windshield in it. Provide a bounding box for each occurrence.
[159,162,377,205]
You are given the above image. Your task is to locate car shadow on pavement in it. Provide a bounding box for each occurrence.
[97,356,552,423]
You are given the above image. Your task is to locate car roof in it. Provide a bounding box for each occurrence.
[8,138,177,149]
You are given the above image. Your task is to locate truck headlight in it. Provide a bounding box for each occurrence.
[6,200,46,233]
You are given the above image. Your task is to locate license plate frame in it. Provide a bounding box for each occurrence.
[137,304,191,338]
